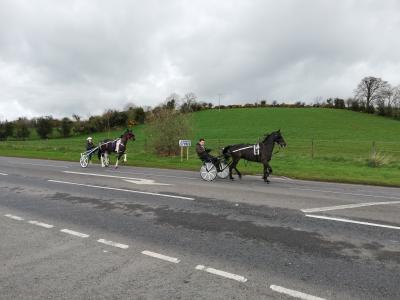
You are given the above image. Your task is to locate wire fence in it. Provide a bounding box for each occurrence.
[200,138,400,161]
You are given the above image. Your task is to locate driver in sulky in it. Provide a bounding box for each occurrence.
[195,138,221,172]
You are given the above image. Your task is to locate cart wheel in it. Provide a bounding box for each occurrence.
[217,161,229,179]
[80,154,89,168]
[200,162,217,181]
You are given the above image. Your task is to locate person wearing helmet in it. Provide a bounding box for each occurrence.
[86,137,95,162]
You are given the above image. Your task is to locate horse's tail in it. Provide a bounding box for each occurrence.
[222,145,233,160]
[97,146,101,160]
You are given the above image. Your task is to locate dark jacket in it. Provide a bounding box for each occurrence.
[196,142,211,159]
[86,141,95,151]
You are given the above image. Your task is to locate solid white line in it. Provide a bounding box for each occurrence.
[195,265,247,283]
[291,187,400,201]
[270,285,326,300]
[306,214,400,230]
[14,162,69,168]
[302,200,400,213]
[60,229,90,238]
[0,172,8,176]
[97,239,129,249]
[141,250,180,263]
[63,171,171,186]
[4,214,24,221]
[48,180,194,201]
[28,221,54,228]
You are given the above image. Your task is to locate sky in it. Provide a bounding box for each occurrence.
[1,0,400,121]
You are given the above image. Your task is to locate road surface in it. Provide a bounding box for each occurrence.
[0,157,399,299]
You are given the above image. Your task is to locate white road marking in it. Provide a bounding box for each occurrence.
[302,200,400,213]
[291,187,400,201]
[28,221,54,228]
[306,214,400,230]
[270,285,326,300]
[107,169,197,181]
[5,214,24,221]
[14,162,69,168]
[97,239,129,249]
[195,265,247,283]
[141,250,180,263]
[60,229,90,238]
[123,179,170,185]
[63,171,171,186]
[0,172,8,176]
[49,180,194,201]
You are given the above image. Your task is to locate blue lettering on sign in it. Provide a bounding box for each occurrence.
[179,140,191,147]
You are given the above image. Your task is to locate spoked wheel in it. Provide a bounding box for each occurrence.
[200,162,217,181]
[217,161,229,179]
[80,154,89,168]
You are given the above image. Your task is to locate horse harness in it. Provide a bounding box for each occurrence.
[231,144,260,156]
[231,143,281,156]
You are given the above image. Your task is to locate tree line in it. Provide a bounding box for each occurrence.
[1,77,399,141]
[0,92,205,141]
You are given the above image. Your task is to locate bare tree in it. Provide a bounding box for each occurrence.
[393,85,400,108]
[180,92,198,113]
[354,76,390,112]
[164,93,180,110]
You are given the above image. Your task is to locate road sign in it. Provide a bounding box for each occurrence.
[179,140,191,147]
[179,140,191,161]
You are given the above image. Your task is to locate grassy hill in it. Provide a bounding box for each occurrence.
[1,108,399,186]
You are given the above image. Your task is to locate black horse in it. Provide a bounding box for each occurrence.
[97,129,135,168]
[222,130,286,183]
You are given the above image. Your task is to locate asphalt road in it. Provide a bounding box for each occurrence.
[0,156,399,299]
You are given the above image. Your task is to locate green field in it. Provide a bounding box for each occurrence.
[1,108,399,186]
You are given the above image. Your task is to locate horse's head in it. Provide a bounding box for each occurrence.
[264,130,287,148]
[122,129,135,141]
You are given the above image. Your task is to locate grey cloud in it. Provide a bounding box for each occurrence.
[1,0,400,120]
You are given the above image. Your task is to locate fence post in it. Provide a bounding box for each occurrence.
[311,139,314,159]
[371,141,376,158]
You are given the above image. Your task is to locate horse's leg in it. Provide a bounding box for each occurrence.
[230,158,241,180]
[228,159,235,180]
[233,159,242,179]
[115,153,121,168]
[100,153,105,167]
[105,152,109,167]
[123,153,127,163]
[263,162,271,183]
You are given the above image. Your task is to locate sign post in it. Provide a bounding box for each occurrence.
[179,140,191,162]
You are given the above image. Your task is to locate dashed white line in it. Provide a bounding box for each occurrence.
[141,250,180,263]
[28,221,54,228]
[97,239,129,249]
[48,180,194,201]
[0,172,8,176]
[270,285,326,300]
[4,214,24,221]
[291,187,400,201]
[60,229,90,238]
[195,265,247,283]
[301,200,400,213]
[306,214,400,230]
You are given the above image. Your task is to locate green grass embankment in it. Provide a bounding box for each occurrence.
[1,108,399,186]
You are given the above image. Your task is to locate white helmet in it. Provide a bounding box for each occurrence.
[87,137,92,141]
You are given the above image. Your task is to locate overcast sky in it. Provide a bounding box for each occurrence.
[1,0,400,120]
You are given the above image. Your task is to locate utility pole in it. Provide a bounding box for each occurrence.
[218,93,222,112]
